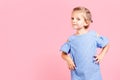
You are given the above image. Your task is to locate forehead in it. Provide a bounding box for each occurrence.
[71,11,85,17]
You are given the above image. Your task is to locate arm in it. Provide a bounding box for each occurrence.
[95,43,110,63]
[61,52,76,70]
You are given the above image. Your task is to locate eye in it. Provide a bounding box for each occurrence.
[71,17,74,20]
[77,18,80,21]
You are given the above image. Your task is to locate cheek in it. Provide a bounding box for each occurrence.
[78,21,86,26]
[78,21,83,26]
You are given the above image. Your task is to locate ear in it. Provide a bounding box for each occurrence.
[85,20,91,26]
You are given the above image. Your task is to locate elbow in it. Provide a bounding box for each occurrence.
[61,53,64,58]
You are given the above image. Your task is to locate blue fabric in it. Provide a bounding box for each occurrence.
[60,30,109,80]
[96,35,109,48]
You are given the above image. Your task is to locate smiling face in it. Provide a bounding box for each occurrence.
[71,11,88,30]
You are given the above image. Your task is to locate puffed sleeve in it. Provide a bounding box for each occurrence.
[96,35,109,48]
[60,41,71,54]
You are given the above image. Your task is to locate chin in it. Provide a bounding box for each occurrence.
[73,26,78,28]
[73,26,81,30]
[72,27,77,30]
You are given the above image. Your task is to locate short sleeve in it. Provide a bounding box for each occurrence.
[96,35,109,48]
[60,41,71,54]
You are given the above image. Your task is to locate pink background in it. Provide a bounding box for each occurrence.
[0,0,119,80]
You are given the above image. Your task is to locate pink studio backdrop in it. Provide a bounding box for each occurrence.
[0,0,119,80]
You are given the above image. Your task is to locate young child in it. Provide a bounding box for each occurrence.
[60,6,109,80]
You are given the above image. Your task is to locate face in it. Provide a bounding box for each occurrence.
[71,11,87,30]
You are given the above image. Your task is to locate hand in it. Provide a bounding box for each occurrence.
[93,54,104,64]
[66,59,76,70]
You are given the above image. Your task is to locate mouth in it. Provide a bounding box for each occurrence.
[72,24,78,27]
[72,23,77,25]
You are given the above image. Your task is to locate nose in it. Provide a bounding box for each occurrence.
[72,19,77,24]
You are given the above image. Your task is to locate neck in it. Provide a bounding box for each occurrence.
[75,28,88,35]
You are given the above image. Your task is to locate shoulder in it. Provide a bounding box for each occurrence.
[67,34,76,42]
[89,30,98,36]
[90,30,105,37]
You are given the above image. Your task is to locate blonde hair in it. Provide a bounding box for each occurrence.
[73,6,93,29]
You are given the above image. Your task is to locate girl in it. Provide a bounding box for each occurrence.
[60,6,109,80]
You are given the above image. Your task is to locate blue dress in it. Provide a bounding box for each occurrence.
[60,30,109,80]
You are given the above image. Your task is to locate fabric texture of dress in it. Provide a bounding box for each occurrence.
[60,30,109,80]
